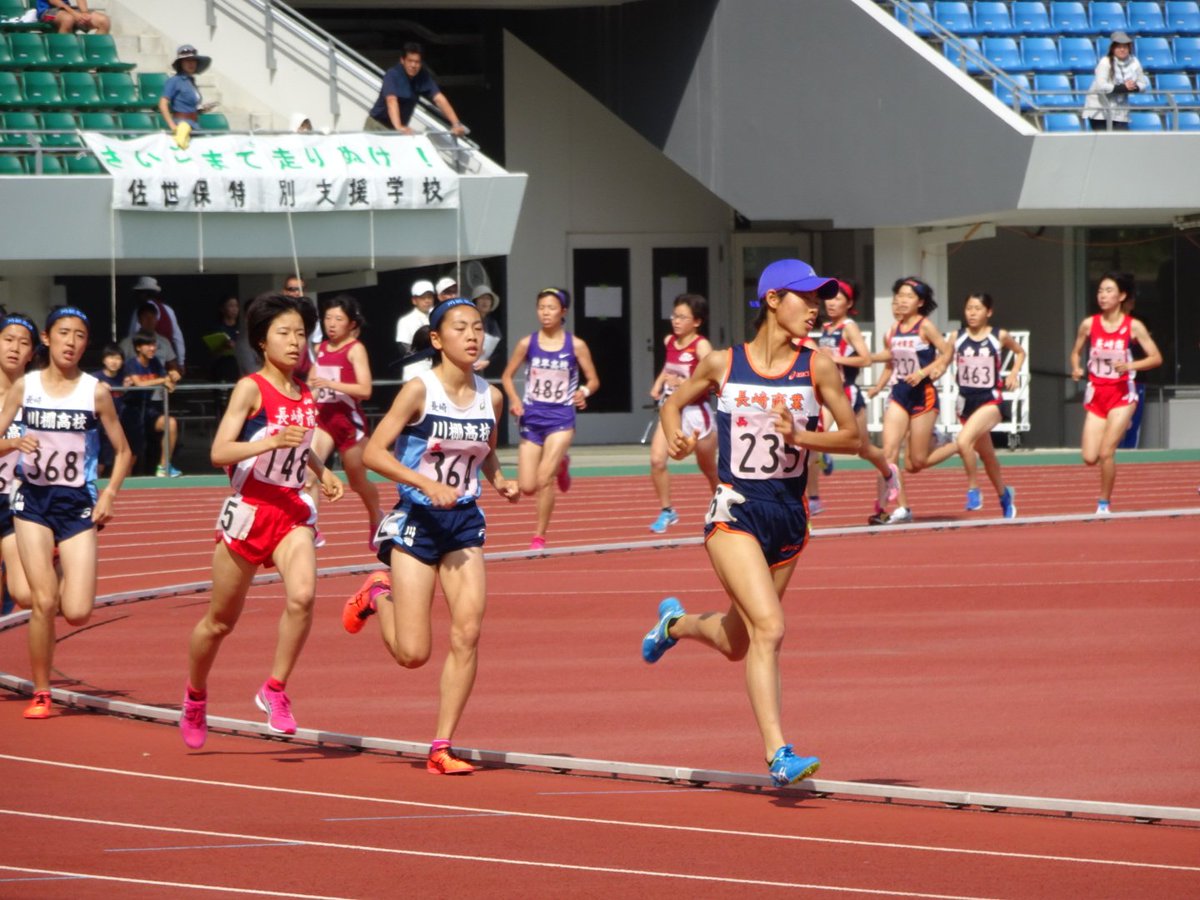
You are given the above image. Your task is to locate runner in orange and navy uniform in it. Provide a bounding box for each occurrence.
[1069,271,1161,514]
[180,292,344,751]
[642,259,859,789]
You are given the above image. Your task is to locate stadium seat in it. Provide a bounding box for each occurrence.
[1050,2,1093,34]
[1089,2,1129,33]
[1128,110,1164,130]
[1165,2,1200,35]
[1035,73,1078,106]
[97,71,143,109]
[38,110,78,147]
[61,70,101,107]
[945,37,986,73]
[994,73,1034,109]
[897,2,936,37]
[1128,81,1162,106]
[1156,72,1198,104]
[974,2,1014,34]
[137,71,167,105]
[1174,36,1200,66]
[1174,110,1200,128]
[65,152,104,174]
[45,33,89,70]
[1022,36,1067,72]
[77,110,117,133]
[1060,36,1100,71]
[0,71,21,107]
[81,34,134,72]
[1127,2,1172,35]
[0,110,35,145]
[7,32,48,69]
[0,153,22,175]
[983,36,1023,70]
[118,111,156,133]
[1012,1,1056,35]
[198,112,229,131]
[934,2,980,35]
[23,152,64,174]
[0,0,27,21]
[1137,36,1177,71]
[19,70,61,107]
[1043,111,1084,130]
[0,35,12,69]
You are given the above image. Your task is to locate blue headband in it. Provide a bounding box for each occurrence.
[429,297,476,331]
[538,288,569,310]
[45,306,90,329]
[1,315,39,340]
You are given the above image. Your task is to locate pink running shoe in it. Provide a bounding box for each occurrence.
[180,694,208,749]
[556,455,571,492]
[255,683,297,735]
[529,535,546,551]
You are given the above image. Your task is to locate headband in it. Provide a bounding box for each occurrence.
[429,297,475,331]
[1,315,39,340]
[836,280,856,303]
[46,306,90,329]
[538,288,569,310]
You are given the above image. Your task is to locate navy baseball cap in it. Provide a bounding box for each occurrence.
[756,259,839,301]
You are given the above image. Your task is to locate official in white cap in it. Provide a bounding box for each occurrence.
[396,278,436,354]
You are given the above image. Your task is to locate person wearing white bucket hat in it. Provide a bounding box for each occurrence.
[159,45,216,148]
[470,284,503,372]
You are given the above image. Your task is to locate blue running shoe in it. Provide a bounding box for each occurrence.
[649,508,679,534]
[1000,486,1016,519]
[768,744,820,787]
[965,487,983,511]
[1096,499,1111,516]
[642,596,685,663]
[821,453,834,476]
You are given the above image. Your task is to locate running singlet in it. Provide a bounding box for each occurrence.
[661,335,706,404]
[0,404,21,497]
[716,344,821,503]
[313,338,364,412]
[393,369,494,508]
[226,373,317,506]
[954,327,1003,403]
[887,317,936,381]
[1086,315,1136,388]
[522,331,579,408]
[19,370,99,493]
[816,322,861,387]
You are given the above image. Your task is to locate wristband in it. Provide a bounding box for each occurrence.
[579,386,591,397]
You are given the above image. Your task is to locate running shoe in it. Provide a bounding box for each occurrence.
[768,744,821,787]
[427,746,475,775]
[1095,500,1112,516]
[887,507,913,525]
[867,506,889,526]
[556,455,572,492]
[821,453,834,476]
[344,571,389,634]
[642,596,685,664]
[155,464,183,478]
[1000,486,1016,519]
[529,535,546,551]
[649,509,679,534]
[965,487,983,511]
[808,497,824,516]
[179,693,208,749]
[314,529,327,549]
[23,691,51,719]
[254,683,297,735]
[883,463,900,504]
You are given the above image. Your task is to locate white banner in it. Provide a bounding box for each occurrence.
[81,132,459,212]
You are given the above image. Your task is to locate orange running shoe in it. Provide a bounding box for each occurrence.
[24,691,51,719]
[427,746,475,775]
[343,571,389,634]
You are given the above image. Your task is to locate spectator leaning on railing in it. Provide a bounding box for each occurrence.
[364,42,466,136]
[1084,31,1149,131]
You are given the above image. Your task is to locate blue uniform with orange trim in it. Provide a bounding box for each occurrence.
[887,317,939,416]
[954,327,1006,421]
[816,322,865,413]
[705,343,821,568]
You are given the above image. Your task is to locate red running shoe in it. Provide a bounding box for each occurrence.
[23,691,51,719]
[343,571,389,634]
[427,746,475,775]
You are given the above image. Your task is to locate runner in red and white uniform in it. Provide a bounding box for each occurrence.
[180,292,344,750]
[646,294,718,533]
[1069,271,1161,514]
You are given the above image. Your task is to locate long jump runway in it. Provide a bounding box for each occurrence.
[1,460,1198,896]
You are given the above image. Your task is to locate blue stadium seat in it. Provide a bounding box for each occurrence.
[1137,36,1177,70]
[1035,73,1079,106]
[1089,2,1129,33]
[897,2,936,37]
[1174,35,1200,66]
[945,37,986,73]
[1012,1,1056,35]
[1128,111,1164,130]
[1128,81,1161,106]
[974,2,1014,34]
[1165,2,1200,35]
[1127,2,1172,34]
[1051,2,1094,35]
[1060,36,1100,71]
[934,2,980,35]
[1043,112,1084,130]
[994,73,1034,109]
[1156,72,1198,104]
[983,36,1023,70]
[1022,36,1067,71]
[1173,110,1200,129]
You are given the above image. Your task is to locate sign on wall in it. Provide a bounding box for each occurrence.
[81,132,459,213]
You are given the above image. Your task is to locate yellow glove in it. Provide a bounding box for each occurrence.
[173,121,191,150]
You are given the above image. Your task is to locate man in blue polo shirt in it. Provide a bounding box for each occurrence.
[365,42,466,136]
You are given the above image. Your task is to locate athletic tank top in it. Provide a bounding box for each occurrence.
[1087,315,1136,388]
[887,317,936,382]
[394,369,494,508]
[227,373,317,505]
[313,338,364,411]
[19,370,99,492]
[522,331,579,408]
[0,397,22,498]
[954,327,1003,401]
[816,321,861,386]
[716,344,821,503]
[661,334,706,404]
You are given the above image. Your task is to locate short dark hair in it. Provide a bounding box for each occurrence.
[402,41,423,58]
[102,343,124,358]
[892,276,938,315]
[965,291,994,311]
[132,332,156,349]
[674,293,708,326]
[1098,270,1136,312]
[322,293,366,330]
[246,292,315,353]
[137,300,159,318]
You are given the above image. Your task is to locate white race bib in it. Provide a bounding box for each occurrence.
[730,409,805,480]
[957,354,996,388]
[525,365,571,405]
[21,431,87,488]
[217,496,256,541]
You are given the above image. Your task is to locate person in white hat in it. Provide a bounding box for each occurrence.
[159,45,214,148]
[470,283,503,372]
[396,279,436,355]
[1084,31,1148,131]
[35,0,110,35]
[435,276,459,303]
[126,277,186,371]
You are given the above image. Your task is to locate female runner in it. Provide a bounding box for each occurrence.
[0,313,38,612]
[0,306,131,719]
[921,292,1025,517]
[647,293,718,533]
[875,276,953,524]
[180,293,343,749]
[309,294,382,545]
[804,279,899,518]
[343,297,518,775]
[642,259,859,787]
[500,288,599,550]
[1068,272,1161,513]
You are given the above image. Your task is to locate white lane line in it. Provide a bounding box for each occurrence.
[0,758,1196,873]
[0,866,352,899]
[0,813,997,899]
[105,841,303,853]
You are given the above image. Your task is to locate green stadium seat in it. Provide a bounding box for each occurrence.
[138,71,167,104]
[45,33,88,70]
[0,153,22,175]
[7,32,48,69]
[118,111,156,133]
[23,151,64,174]
[19,70,61,107]
[0,109,36,145]
[0,35,14,69]
[60,70,100,107]
[198,112,229,132]
[65,152,104,174]
[97,71,143,109]
[0,0,28,20]
[0,71,21,107]
[38,111,78,146]
[78,110,116,133]
[81,34,134,72]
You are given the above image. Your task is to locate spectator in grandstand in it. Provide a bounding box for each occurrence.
[364,42,466,136]
[94,344,127,477]
[125,333,181,477]
[158,45,213,147]
[290,113,314,134]
[121,300,182,383]
[396,279,436,356]
[204,295,242,383]
[470,284,503,372]
[36,0,110,35]
[126,277,186,372]
[1083,32,1148,131]
[436,275,459,302]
